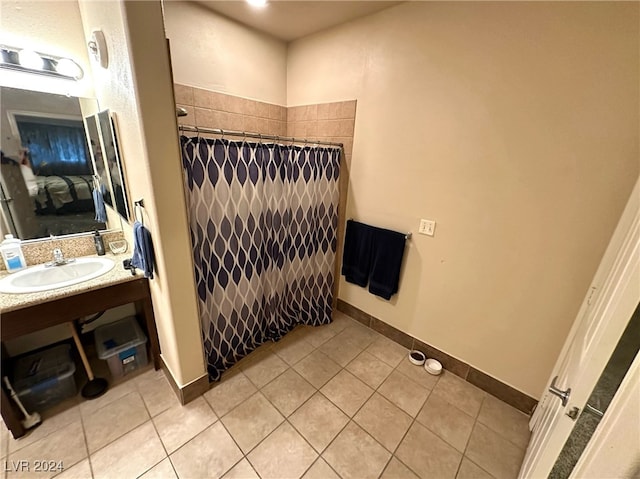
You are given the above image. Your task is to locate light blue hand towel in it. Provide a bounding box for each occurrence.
[93,184,107,223]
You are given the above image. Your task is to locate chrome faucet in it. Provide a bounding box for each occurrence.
[53,248,65,265]
[45,248,75,267]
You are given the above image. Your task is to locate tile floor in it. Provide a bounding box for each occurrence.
[0,311,531,479]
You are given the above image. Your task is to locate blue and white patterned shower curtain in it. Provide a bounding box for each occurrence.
[180,136,341,380]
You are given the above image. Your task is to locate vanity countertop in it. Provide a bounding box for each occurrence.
[0,253,140,313]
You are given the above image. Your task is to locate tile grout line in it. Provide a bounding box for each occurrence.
[318,329,426,478]
[79,407,95,479]
[379,378,436,479]
[167,412,244,478]
[223,320,366,471]
[215,421,251,479]
[455,394,487,479]
[473,403,532,452]
[8,411,85,478]
[246,322,377,476]
[135,380,175,479]
[223,326,498,479]
[218,395,279,478]
[47,405,92,479]
[5,397,80,456]
[347,315,491,478]
[80,390,149,459]
[415,381,481,453]
[355,308,529,476]
[237,329,348,473]
[319,355,409,477]
[459,395,503,479]
[306,456,342,479]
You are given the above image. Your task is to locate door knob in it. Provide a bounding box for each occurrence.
[548,376,571,407]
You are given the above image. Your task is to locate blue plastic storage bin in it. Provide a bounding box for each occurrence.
[13,344,77,412]
[95,316,148,379]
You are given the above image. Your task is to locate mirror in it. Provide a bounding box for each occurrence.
[0,86,123,240]
[96,110,129,221]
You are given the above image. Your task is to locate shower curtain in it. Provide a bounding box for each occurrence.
[180,136,341,380]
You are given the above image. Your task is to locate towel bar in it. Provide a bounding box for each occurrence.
[348,219,411,240]
[134,199,145,225]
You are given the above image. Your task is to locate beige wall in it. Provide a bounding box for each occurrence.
[163,1,287,106]
[288,2,640,397]
[77,0,206,387]
[0,1,93,98]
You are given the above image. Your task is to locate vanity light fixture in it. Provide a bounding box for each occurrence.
[54,58,83,79]
[17,49,44,70]
[0,45,84,80]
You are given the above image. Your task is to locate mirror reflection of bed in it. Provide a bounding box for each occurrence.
[1,160,106,239]
[0,87,107,239]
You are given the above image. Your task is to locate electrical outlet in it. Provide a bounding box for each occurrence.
[419,219,436,236]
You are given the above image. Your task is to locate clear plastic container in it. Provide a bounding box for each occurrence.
[0,234,26,272]
[95,317,148,379]
[13,344,77,412]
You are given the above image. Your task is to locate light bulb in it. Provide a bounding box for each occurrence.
[18,50,44,70]
[247,0,267,7]
[55,58,83,79]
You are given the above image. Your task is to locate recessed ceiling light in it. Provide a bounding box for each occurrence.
[247,0,267,7]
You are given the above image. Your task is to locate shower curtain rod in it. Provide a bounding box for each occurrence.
[178,125,344,148]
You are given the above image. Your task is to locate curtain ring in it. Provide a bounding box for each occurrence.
[196,126,200,141]
[258,133,263,144]
[221,128,225,140]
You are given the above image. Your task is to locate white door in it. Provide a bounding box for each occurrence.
[519,177,640,479]
[570,351,640,478]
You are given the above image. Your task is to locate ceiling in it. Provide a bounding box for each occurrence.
[195,1,403,42]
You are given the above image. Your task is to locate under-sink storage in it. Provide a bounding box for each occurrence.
[13,344,77,412]
[2,275,160,439]
[95,316,148,379]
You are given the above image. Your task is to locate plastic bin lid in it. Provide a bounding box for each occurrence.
[13,344,76,391]
[95,316,147,360]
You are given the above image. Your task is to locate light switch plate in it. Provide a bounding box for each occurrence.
[419,219,436,236]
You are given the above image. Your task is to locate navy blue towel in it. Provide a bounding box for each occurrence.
[341,220,406,300]
[341,220,373,287]
[368,228,406,300]
[131,221,156,279]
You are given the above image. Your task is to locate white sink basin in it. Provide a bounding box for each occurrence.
[0,257,115,294]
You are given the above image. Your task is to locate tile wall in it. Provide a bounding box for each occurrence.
[174,84,287,137]
[173,83,357,303]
